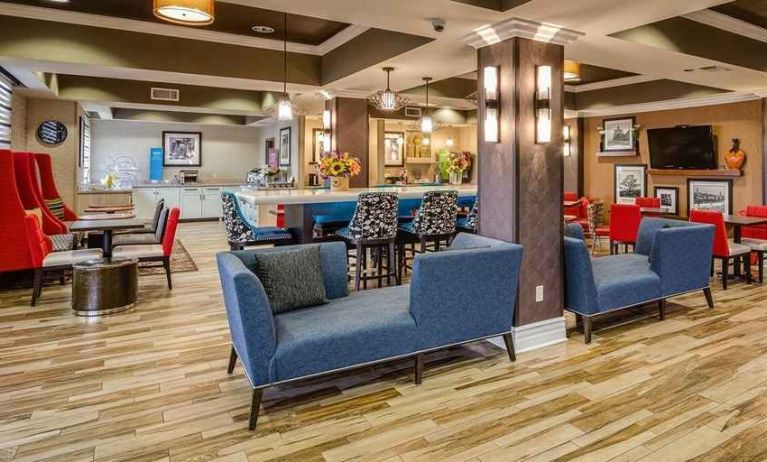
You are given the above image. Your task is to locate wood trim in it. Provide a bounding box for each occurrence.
[577,117,585,197]
[763,98,767,204]
[649,168,742,178]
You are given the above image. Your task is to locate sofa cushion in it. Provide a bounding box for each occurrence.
[273,286,417,381]
[591,255,661,313]
[252,244,328,314]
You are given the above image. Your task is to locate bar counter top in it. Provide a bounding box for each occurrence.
[236,184,477,205]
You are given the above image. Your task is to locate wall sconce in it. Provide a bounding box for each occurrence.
[446,136,454,147]
[483,65,499,143]
[535,65,552,144]
[563,125,571,157]
[322,109,331,130]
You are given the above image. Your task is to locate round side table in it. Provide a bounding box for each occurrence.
[72,257,139,316]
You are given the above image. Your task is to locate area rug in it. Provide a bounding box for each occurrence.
[139,240,198,276]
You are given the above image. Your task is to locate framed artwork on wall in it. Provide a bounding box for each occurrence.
[614,164,647,204]
[279,127,291,167]
[384,132,405,166]
[687,179,733,215]
[654,186,679,215]
[601,117,636,153]
[163,131,201,166]
[265,137,277,167]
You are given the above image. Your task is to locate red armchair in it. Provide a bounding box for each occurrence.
[564,194,590,231]
[13,152,68,235]
[690,209,751,289]
[35,153,78,221]
[609,204,641,254]
[0,149,38,272]
[738,205,767,283]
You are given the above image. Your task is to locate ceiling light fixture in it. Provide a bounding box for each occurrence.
[153,0,215,26]
[418,77,441,134]
[276,12,293,121]
[564,60,581,82]
[368,67,409,112]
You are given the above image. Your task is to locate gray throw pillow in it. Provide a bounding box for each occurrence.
[252,245,328,314]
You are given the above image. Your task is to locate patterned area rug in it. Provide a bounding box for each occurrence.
[139,240,198,276]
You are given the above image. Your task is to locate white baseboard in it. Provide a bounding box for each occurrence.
[487,316,567,354]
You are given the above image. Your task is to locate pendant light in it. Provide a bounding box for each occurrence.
[418,77,440,134]
[153,0,215,26]
[276,12,294,121]
[368,67,409,111]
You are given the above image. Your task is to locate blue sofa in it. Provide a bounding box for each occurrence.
[564,218,714,343]
[216,232,522,430]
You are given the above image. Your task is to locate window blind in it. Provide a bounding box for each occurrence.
[79,115,92,185]
[0,73,11,149]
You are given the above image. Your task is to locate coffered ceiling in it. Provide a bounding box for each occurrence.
[712,0,767,28]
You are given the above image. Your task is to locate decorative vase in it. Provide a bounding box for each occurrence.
[725,138,746,170]
[449,172,463,186]
[330,176,350,191]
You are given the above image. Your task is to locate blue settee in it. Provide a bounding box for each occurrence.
[216,232,522,430]
[564,218,714,343]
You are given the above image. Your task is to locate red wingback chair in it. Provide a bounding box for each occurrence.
[609,204,641,254]
[567,196,590,231]
[564,191,580,216]
[689,209,751,289]
[13,152,68,235]
[635,197,661,208]
[739,205,767,240]
[0,149,38,272]
[35,153,78,221]
[113,207,180,289]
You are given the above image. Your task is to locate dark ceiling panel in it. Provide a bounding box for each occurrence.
[574,79,727,111]
[450,0,533,12]
[2,0,350,45]
[569,64,636,86]
[712,0,767,29]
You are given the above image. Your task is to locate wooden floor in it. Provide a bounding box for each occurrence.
[2,222,767,462]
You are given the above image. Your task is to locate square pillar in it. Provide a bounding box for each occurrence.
[325,97,370,188]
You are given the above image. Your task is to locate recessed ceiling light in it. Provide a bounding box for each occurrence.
[251,25,276,34]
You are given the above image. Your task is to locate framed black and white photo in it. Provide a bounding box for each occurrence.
[654,186,679,215]
[163,131,201,166]
[602,117,635,152]
[687,179,733,214]
[279,127,291,167]
[614,164,647,204]
[384,131,405,167]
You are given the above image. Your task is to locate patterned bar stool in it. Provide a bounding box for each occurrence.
[336,192,400,290]
[221,192,293,250]
[398,190,458,280]
[457,200,478,233]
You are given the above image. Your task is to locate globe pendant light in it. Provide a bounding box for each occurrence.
[368,67,409,111]
[153,0,215,26]
[418,77,440,134]
[277,12,293,121]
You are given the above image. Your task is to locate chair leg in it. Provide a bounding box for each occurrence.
[722,257,729,290]
[362,247,368,290]
[583,316,593,344]
[163,256,173,289]
[703,287,714,309]
[414,353,424,385]
[389,242,398,286]
[502,332,516,362]
[759,251,764,284]
[354,242,363,291]
[31,268,42,307]
[376,245,383,288]
[710,259,715,278]
[745,255,753,283]
[248,388,263,431]
[227,346,238,374]
[659,298,666,321]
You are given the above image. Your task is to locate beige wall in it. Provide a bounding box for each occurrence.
[10,91,27,151]
[584,100,763,220]
[254,118,303,186]
[25,98,81,207]
[303,116,323,183]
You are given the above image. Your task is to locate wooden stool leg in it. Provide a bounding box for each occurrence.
[377,245,383,288]
[722,257,729,290]
[354,242,363,291]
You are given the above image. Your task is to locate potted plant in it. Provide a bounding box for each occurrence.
[447,152,472,185]
[318,151,362,191]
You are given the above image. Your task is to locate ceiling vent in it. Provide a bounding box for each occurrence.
[151,87,180,102]
[698,65,732,73]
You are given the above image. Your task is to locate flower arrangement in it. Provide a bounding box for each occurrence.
[317,151,362,179]
[447,151,472,174]
[259,164,280,178]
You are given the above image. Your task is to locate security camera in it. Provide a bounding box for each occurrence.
[431,18,446,33]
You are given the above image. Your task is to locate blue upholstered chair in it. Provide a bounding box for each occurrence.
[221,192,293,250]
[564,218,714,343]
[216,233,523,430]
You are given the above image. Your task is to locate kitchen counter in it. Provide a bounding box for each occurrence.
[236,184,477,206]
[133,180,246,188]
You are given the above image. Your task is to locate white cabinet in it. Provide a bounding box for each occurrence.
[201,187,223,218]
[179,187,203,220]
[133,187,180,219]
[133,185,236,221]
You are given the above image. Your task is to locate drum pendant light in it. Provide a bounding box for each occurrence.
[154,0,215,26]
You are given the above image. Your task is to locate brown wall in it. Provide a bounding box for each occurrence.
[584,100,763,219]
[10,92,27,151]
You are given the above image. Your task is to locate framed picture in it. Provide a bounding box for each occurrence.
[602,117,635,152]
[614,164,647,204]
[265,137,277,168]
[312,129,327,163]
[279,127,291,167]
[163,131,201,166]
[654,186,679,215]
[688,179,733,214]
[384,131,405,166]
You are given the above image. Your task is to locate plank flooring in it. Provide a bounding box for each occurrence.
[2,221,767,461]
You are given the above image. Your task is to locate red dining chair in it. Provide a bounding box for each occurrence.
[609,204,641,254]
[690,209,751,289]
[635,197,661,208]
[564,191,580,216]
[112,207,180,289]
[738,205,767,283]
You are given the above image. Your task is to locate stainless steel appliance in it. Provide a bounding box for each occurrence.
[178,169,198,183]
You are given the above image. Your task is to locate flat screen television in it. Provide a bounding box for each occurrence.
[648,125,717,170]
